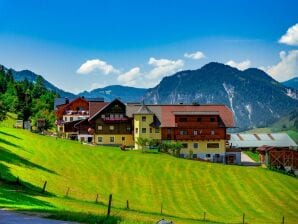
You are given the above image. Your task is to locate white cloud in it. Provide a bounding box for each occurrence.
[146,57,184,80]
[117,67,141,86]
[264,50,298,82]
[90,82,105,90]
[77,59,119,74]
[184,51,205,60]
[226,60,251,71]
[279,23,298,46]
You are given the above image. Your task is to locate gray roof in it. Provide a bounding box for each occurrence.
[135,104,154,115]
[229,133,297,148]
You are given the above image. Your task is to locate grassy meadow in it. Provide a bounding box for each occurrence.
[0,127,298,223]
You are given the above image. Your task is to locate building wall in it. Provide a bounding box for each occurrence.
[95,134,134,146]
[134,114,161,149]
[177,139,226,154]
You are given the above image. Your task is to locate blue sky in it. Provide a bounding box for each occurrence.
[0,0,297,93]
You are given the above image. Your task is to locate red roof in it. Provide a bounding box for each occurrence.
[160,105,235,128]
[89,102,109,117]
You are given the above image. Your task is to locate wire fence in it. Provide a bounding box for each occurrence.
[1,174,296,224]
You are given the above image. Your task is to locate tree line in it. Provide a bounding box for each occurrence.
[0,66,57,130]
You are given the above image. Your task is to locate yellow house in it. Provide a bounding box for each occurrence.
[133,104,161,149]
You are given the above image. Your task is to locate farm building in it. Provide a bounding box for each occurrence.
[55,97,241,164]
[229,133,297,149]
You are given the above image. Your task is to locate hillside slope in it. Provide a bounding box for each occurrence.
[0,64,76,98]
[0,127,297,223]
[79,85,146,102]
[283,77,298,90]
[144,62,298,131]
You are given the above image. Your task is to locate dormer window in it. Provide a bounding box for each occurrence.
[142,116,146,121]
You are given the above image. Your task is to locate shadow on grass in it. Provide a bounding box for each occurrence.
[0,146,57,175]
[0,138,22,148]
[0,130,22,139]
[0,184,53,209]
[47,211,122,224]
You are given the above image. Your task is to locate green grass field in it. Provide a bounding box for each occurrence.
[0,127,298,223]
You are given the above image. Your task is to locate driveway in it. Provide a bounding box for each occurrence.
[241,152,260,166]
[0,210,78,224]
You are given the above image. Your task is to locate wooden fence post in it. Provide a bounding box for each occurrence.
[243,213,245,224]
[65,187,70,197]
[95,194,99,203]
[203,212,206,222]
[107,194,112,217]
[41,181,47,193]
[126,200,129,209]
[282,216,285,224]
[160,202,163,215]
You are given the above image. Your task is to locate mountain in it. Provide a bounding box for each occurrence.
[79,85,147,102]
[283,77,298,90]
[1,65,76,98]
[144,62,298,131]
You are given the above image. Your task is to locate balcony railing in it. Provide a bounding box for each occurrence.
[175,122,220,128]
[175,134,222,140]
[66,110,89,115]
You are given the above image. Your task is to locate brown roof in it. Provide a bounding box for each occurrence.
[89,102,109,117]
[126,104,235,128]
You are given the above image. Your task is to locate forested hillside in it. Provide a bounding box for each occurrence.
[0,66,57,129]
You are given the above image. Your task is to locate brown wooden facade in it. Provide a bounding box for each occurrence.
[161,114,227,141]
[89,99,133,135]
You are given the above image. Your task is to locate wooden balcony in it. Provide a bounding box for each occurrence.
[175,134,222,140]
[175,122,220,128]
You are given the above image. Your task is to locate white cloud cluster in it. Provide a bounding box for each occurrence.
[146,57,184,80]
[265,50,298,82]
[279,23,298,46]
[226,60,251,71]
[117,67,141,86]
[77,59,119,74]
[184,51,205,60]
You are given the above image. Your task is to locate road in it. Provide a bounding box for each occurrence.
[0,210,78,224]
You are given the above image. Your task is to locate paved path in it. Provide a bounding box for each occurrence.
[0,210,78,224]
[241,152,260,166]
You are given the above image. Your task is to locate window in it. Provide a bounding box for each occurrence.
[210,117,215,122]
[98,125,103,130]
[64,117,68,121]
[182,143,188,148]
[180,130,188,135]
[127,126,131,132]
[155,128,160,133]
[101,114,105,119]
[142,116,146,121]
[115,114,119,118]
[109,125,114,130]
[194,130,198,135]
[150,128,152,133]
[167,128,171,134]
[197,117,202,122]
[206,154,211,158]
[98,136,103,142]
[193,154,197,159]
[120,114,123,118]
[142,128,146,133]
[179,117,187,122]
[70,117,73,122]
[211,130,215,135]
[110,114,114,118]
[207,143,220,148]
[135,128,138,134]
[193,143,198,148]
[122,136,125,141]
[110,136,115,143]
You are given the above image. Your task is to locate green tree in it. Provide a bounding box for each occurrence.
[136,137,149,152]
